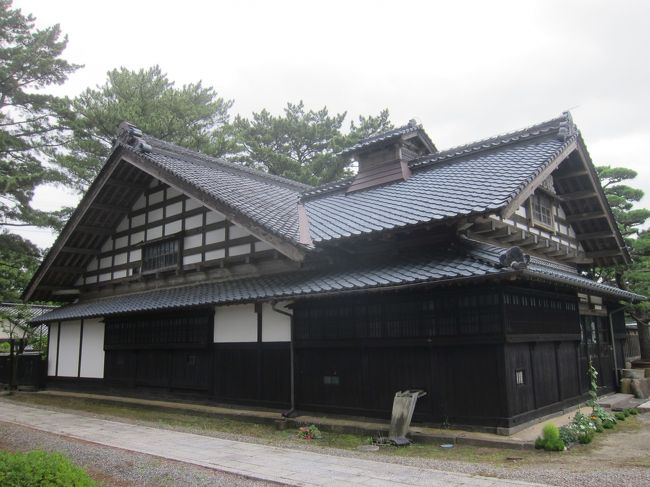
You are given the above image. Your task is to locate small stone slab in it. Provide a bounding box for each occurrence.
[622,369,645,379]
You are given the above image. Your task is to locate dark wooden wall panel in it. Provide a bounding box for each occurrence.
[531,343,559,408]
[557,342,580,400]
[504,343,534,416]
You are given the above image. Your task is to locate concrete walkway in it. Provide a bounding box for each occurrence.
[0,401,547,487]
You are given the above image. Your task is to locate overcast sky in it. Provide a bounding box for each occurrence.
[13,0,650,248]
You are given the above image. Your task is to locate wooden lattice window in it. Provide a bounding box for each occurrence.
[531,193,553,228]
[515,369,525,385]
[142,239,180,272]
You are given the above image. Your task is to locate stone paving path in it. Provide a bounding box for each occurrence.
[0,401,548,487]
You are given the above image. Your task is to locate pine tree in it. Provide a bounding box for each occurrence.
[57,65,234,191]
[0,0,79,230]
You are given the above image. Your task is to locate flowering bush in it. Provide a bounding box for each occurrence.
[559,411,596,445]
[297,424,322,440]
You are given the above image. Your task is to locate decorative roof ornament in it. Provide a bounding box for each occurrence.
[116,121,152,153]
[557,111,576,142]
[497,246,530,270]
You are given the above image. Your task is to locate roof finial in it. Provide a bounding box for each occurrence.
[116,121,152,153]
[558,111,575,141]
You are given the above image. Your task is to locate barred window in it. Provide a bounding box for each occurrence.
[531,193,553,227]
[142,239,180,272]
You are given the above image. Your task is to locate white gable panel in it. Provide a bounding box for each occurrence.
[57,320,81,377]
[214,304,257,343]
[47,323,59,376]
[80,319,104,378]
[262,303,291,342]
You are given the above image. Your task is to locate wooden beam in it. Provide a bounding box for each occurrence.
[500,140,577,219]
[60,246,100,255]
[575,230,614,240]
[105,178,149,192]
[554,168,589,180]
[76,224,113,235]
[565,211,605,223]
[48,266,86,274]
[585,249,624,258]
[90,202,130,213]
[469,220,498,234]
[560,190,598,201]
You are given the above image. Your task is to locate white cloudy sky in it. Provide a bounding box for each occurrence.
[14,0,650,248]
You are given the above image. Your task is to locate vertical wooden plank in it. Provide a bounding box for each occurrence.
[77,319,84,378]
[55,321,61,377]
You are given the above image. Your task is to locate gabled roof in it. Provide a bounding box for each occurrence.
[339,119,437,157]
[303,114,575,242]
[301,113,629,266]
[22,126,313,302]
[135,134,310,243]
[32,239,643,323]
[23,113,631,302]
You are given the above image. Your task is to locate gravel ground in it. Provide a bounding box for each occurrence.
[0,422,280,487]
[2,398,649,487]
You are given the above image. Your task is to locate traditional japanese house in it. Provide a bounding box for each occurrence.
[24,113,644,433]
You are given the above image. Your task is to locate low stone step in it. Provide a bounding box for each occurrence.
[638,400,650,414]
[598,393,635,408]
[611,398,645,411]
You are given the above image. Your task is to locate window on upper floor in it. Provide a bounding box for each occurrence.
[142,238,181,272]
[530,192,554,229]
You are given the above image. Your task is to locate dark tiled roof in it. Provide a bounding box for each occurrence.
[338,121,423,157]
[465,239,645,301]
[33,239,643,323]
[34,246,506,323]
[131,136,311,244]
[305,128,573,242]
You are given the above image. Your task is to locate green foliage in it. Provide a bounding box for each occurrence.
[56,65,234,192]
[0,0,78,232]
[615,412,626,421]
[0,450,96,486]
[231,101,393,186]
[297,424,322,440]
[596,165,650,238]
[0,302,41,355]
[0,232,41,301]
[559,412,598,446]
[587,361,599,407]
[628,408,639,415]
[626,231,650,329]
[535,423,565,451]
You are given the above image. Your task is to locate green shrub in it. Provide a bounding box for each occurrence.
[592,417,604,432]
[559,424,579,445]
[615,412,626,421]
[535,423,565,451]
[629,408,639,415]
[623,409,631,417]
[0,450,96,486]
[602,418,616,429]
[577,430,594,444]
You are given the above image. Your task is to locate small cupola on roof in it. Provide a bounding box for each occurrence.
[341,119,437,193]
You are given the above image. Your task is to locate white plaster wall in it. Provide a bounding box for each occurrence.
[214,304,257,343]
[262,303,291,342]
[229,243,251,256]
[47,323,59,376]
[80,319,105,378]
[57,320,81,377]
